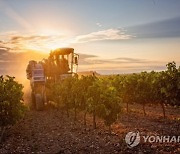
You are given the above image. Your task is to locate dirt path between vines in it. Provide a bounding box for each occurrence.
[0,105,180,154]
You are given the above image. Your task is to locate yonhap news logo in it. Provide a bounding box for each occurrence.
[125,131,180,148]
[125,131,140,148]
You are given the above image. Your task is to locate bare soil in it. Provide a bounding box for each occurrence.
[0,104,180,154]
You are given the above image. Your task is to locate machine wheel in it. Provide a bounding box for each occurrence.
[35,94,44,111]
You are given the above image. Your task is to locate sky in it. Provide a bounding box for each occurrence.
[0,0,180,76]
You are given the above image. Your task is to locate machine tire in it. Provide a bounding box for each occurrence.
[35,94,44,111]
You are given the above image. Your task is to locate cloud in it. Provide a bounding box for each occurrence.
[0,40,11,51]
[77,53,98,65]
[75,28,133,43]
[78,53,167,74]
[11,35,50,42]
[114,57,148,63]
[0,33,70,52]
[0,48,8,54]
[96,22,102,27]
[128,16,180,39]
[79,54,153,65]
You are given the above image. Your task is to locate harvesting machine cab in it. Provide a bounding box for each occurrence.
[26,48,79,110]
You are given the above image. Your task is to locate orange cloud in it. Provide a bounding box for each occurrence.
[75,29,133,43]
